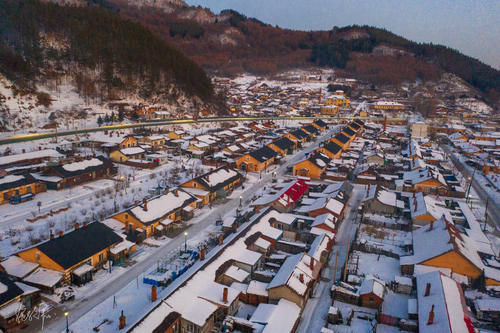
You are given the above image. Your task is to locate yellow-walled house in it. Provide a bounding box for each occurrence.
[267,137,296,156]
[315,141,342,159]
[110,147,146,163]
[17,222,123,284]
[112,188,198,238]
[325,95,350,108]
[293,154,329,179]
[312,119,328,131]
[119,136,138,149]
[328,132,351,150]
[236,146,277,172]
[0,174,46,205]
[285,129,309,146]
[168,130,186,140]
[400,217,484,281]
[181,167,243,203]
[139,135,166,148]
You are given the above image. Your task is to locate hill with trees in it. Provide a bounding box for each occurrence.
[0,0,214,105]
[94,0,498,104]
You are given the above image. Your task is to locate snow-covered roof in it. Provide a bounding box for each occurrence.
[23,268,63,288]
[224,265,250,282]
[0,175,24,185]
[62,158,103,172]
[0,149,62,166]
[1,256,39,279]
[400,217,484,273]
[416,271,471,333]
[129,189,196,224]
[250,299,301,333]
[359,276,385,298]
[247,280,268,297]
[120,147,145,156]
[311,213,336,231]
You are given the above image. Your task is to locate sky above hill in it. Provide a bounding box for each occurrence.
[187,0,500,70]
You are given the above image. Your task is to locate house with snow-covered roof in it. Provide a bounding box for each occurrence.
[267,136,297,156]
[292,152,331,179]
[362,185,405,216]
[0,272,41,332]
[315,141,343,159]
[112,188,198,238]
[416,271,474,333]
[297,196,346,220]
[110,146,145,163]
[267,252,321,309]
[249,299,301,333]
[408,192,452,226]
[181,166,243,204]
[0,173,46,204]
[40,156,115,190]
[359,276,386,309]
[251,179,309,213]
[400,217,486,282]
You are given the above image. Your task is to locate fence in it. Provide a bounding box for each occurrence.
[351,242,400,259]
[361,216,412,231]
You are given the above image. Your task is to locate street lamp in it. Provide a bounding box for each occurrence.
[239,195,242,208]
[64,312,69,333]
[184,231,188,252]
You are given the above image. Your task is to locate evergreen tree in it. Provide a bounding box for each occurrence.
[97,115,103,126]
[118,109,124,122]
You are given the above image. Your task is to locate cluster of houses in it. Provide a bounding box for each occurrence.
[322,184,499,330]
[0,164,245,332]
[130,177,353,333]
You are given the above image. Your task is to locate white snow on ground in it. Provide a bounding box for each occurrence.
[354,251,401,283]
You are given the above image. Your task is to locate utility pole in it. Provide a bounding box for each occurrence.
[343,235,351,282]
[333,251,339,282]
[483,198,489,231]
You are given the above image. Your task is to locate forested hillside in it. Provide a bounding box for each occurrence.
[97,1,498,103]
[0,0,213,102]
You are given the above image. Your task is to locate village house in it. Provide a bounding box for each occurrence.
[167,130,186,140]
[302,124,320,137]
[181,167,243,204]
[267,137,296,156]
[235,146,277,172]
[400,217,485,283]
[329,132,351,150]
[139,135,166,150]
[251,180,309,213]
[119,135,138,149]
[284,129,309,146]
[408,192,452,226]
[312,119,328,131]
[0,173,46,204]
[416,271,473,333]
[267,252,321,309]
[315,141,343,159]
[17,222,124,286]
[110,147,146,163]
[362,185,405,216]
[359,276,386,310]
[0,149,63,169]
[293,153,330,179]
[298,196,346,220]
[113,188,198,239]
[0,273,41,332]
[36,156,115,190]
[249,299,301,333]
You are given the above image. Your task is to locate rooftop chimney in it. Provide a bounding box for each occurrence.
[427,304,435,325]
[83,221,88,227]
[223,287,228,303]
[151,285,157,302]
[50,231,54,240]
[174,189,179,197]
[299,273,304,283]
[310,256,314,270]
[425,282,431,296]
[75,223,80,230]
[428,220,434,231]
[143,198,148,211]
[59,230,64,237]
[119,310,126,330]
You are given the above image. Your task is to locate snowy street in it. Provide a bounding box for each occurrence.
[296,185,363,333]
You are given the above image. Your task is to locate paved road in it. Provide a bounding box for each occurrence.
[296,186,363,333]
[35,127,340,332]
[442,144,500,232]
